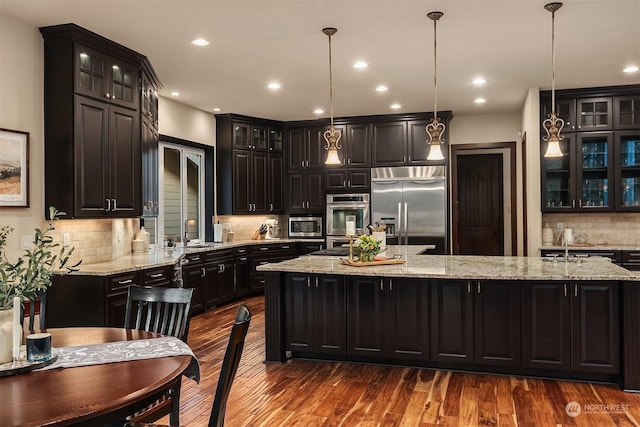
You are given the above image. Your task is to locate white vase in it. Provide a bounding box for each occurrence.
[0,309,14,364]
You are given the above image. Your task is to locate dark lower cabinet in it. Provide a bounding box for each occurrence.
[348,277,429,360]
[181,254,205,314]
[250,243,298,293]
[284,274,346,355]
[522,281,619,375]
[430,280,521,367]
[235,248,251,297]
[205,251,235,306]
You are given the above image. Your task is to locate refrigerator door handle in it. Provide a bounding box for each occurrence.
[397,202,402,243]
[404,202,408,245]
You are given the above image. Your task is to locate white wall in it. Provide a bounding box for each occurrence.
[158,96,216,147]
[0,14,47,261]
[521,88,542,255]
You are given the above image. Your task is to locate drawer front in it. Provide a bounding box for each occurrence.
[107,272,140,294]
[622,251,640,271]
[205,249,235,263]
[142,265,173,286]
[183,253,204,265]
[235,246,249,256]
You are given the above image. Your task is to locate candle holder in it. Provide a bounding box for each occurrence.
[348,235,355,262]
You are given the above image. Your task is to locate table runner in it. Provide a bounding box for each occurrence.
[37,336,200,382]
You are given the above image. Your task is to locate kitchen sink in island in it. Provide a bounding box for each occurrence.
[258,245,640,391]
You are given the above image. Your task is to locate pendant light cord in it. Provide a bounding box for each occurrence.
[433,17,438,120]
[328,33,334,127]
[551,8,556,116]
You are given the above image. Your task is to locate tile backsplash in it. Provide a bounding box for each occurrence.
[542,213,640,246]
[216,215,286,241]
[51,218,138,265]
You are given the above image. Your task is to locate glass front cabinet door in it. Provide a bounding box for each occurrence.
[616,131,640,211]
[542,135,575,210]
[576,132,613,211]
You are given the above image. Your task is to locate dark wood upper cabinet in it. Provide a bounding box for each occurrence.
[540,85,639,213]
[40,23,161,219]
[372,121,407,166]
[216,114,285,215]
[345,123,371,167]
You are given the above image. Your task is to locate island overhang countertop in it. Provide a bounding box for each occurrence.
[257,245,639,281]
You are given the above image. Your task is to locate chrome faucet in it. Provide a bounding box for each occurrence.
[184,219,191,247]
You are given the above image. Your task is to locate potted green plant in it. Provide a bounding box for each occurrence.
[0,206,81,363]
[353,234,382,262]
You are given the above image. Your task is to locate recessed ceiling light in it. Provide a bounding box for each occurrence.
[212,108,221,112]
[474,98,486,104]
[353,61,368,69]
[376,86,388,92]
[472,77,487,85]
[623,65,639,73]
[191,38,210,46]
[314,108,325,115]
[267,82,281,90]
[171,91,180,96]
[390,103,401,110]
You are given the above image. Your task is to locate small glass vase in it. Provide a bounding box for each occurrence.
[358,251,376,262]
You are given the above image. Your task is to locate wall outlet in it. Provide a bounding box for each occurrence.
[21,235,32,249]
[62,232,70,247]
[556,222,564,231]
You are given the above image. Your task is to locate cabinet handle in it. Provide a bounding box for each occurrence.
[112,199,117,211]
[282,245,290,249]
[408,156,411,163]
[389,279,393,291]
[106,199,111,211]
[149,273,163,278]
[467,281,471,293]
[105,93,111,98]
[315,277,318,288]
[301,160,305,168]
[572,199,575,208]
[260,247,269,251]
[118,279,133,285]
[380,279,383,291]
[269,203,273,211]
[403,156,406,163]
[578,199,582,208]
[348,180,351,187]
[564,284,567,297]
[348,158,351,165]
[343,180,347,188]
[477,282,481,294]
[307,276,310,288]
[575,284,578,297]
[200,267,206,277]
[239,257,248,261]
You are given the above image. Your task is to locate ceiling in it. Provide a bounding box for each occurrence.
[3,0,639,122]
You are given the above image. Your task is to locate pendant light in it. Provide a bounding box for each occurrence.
[322,27,342,165]
[542,2,564,158]
[426,11,445,161]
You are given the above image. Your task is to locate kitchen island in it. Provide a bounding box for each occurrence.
[257,245,640,391]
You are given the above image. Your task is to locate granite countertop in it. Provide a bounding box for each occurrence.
[72,238,319,276]
[540,244,640,251]
[257,245,639,281]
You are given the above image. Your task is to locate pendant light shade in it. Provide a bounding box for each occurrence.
[543,2,565,158]
[426,11,445,162]
[322,27,342,165]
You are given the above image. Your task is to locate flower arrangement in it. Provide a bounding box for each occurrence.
[0,206,81,310]
[353,234,381,262]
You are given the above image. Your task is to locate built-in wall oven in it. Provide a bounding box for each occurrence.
[325,193,370,248]
[288,216,323,238]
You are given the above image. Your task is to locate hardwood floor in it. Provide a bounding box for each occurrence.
[167,295,640,426]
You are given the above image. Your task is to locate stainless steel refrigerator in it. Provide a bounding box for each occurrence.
[371,166,447,253]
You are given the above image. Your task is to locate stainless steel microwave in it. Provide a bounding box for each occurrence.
[288,216,323,237]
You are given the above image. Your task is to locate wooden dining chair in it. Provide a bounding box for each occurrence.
[20,291,46,332]
[125,302,252,427]
[124,285,194,426]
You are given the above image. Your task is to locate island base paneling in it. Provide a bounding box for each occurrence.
[265,272,634,391]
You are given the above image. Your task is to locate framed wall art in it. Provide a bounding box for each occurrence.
[0,128,29,207]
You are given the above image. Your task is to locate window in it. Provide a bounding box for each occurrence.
[158,142,205,246]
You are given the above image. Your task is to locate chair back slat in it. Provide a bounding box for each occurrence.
[208,303,251,427]
[20,291,47,331]
[124,286,194,342]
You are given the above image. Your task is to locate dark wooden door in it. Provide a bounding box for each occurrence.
[407,119,433,165]
[268,153,284,213]
[141,116,158,216]
[387,278,430,360]
[75,95,109,217]
[251,151,268,213]
[474,281,521,367]
[456,154,504,255]
[286,128,306,170]
[232,122,251,150]
[325,169,347,192]
[182,264,204,314]
[346,169,370,192]
[372,121,407,166]
[252,125,269,151]
[202,261,220,308]
[107,57,138,109]
[284,274,314,352]
[522,282,571,371]
[234,254,251,297]
[571,282,619,374]
[306,171,325,211]
[576,97,612,131]
[75,44,108,101]
[232,150,250,213]
[429,279,474,363]
[287,171,306,211]
[347,276,387,358]
[314,275,347,355]
[306,126,326,169]
[109,104,140,216]
[346,123,371,167]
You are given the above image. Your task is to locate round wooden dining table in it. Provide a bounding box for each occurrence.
[0,327,192,427]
